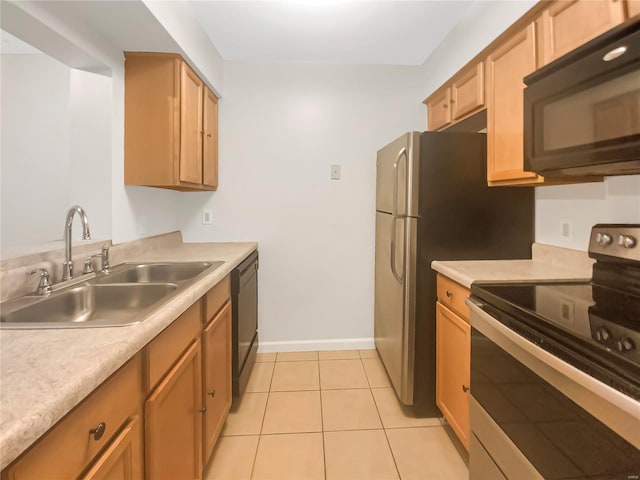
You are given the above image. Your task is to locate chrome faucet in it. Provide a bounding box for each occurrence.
[62,206,91,281]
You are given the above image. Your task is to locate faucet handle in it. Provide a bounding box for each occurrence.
[83,255,102,274]
[101,245,110,274]
[28,268,53,295]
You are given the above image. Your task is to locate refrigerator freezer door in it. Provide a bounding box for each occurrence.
[374,211,416,405]
[376,132,420,217]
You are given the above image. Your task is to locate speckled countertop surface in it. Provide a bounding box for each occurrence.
[431,243,594,288]
[0,238,257,469]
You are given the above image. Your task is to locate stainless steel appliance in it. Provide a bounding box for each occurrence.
[374,131,534,415]
[524,18,640,177]
[231,250,259,403]
[468,224,640,479]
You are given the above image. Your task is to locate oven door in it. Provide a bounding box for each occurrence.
[467,298,640,480]
[523,20,640,177]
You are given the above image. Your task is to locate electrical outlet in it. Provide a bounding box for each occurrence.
[330,164,341,180]
[202,210,212,225]
[560,220,574,241]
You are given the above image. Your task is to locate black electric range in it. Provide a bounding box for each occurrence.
[472,224,640,401]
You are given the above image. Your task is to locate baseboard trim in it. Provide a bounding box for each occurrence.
[258,337,375,353]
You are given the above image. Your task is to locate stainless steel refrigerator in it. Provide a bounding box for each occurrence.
[374,131,534,416]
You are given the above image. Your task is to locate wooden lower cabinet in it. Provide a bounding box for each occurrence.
[629,0,640,17]
[80,416,143,480]
[202,301,232,465]
[436,302,471,450]
[145,340,203,480]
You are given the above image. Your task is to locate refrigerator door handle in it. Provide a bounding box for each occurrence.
[390,217,400,283]
[392,147,406,217]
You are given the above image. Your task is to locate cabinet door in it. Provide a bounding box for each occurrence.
[202,87,219,189]
[452,62,485,121]
[179,62,204,185]
[629,0,640,17]
[436,302,470,450]
[486,23,542,185]
[202,302,232,465]
[146,340,203,480]
[80,416,143,480]
[539,0,626,66]
[427,88,452,130]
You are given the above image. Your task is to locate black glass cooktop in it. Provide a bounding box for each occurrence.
[471,281,640,399]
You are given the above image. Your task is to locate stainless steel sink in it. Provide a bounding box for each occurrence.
[96,261,222,284]
[0,261,225,329]
[0,284,178,328]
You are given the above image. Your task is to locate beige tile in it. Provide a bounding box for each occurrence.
[386,427,468,479]
[276,351,318,361]
[324,430,399,480]
[321,389,382,431]
[359,349,379,359]
[362,357,391,388]
[270,361,320,391]
[371,388,442,428]
[262,391,322,434]
[319,359,369,390]
[318,349,360,360]
[245,362,274,393]
[256,352,277,363]
[252,433,325,480]
[222,392,268,436]
[203,435,258,480]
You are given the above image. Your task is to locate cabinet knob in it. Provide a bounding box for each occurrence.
[207,389,216,398]
[89,422,106,441]
[206,133,212,138]
[446,290,453,298]
[462,385,469,393]
[200,407,207,414]
[443,103,448,108]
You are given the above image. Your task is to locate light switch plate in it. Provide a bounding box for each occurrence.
[331,164,341,180]
[202,210,212,225]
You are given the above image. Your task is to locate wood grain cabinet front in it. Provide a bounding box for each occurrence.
[537,0,626,66]
[124,52,219,192]
[426,87,452,131]
[435,275,471,451]
[2,356,143,480]
[145,340,203,480]
[451,62,485,122]
[202,301,232,465]
[629,0,640,17]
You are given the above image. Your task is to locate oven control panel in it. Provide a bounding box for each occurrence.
[589,224,640,261]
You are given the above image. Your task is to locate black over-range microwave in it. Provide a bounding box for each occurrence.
[524,18,640,177]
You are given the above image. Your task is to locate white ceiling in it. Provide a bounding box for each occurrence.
[190,1,473,65]
[1,29,42,54]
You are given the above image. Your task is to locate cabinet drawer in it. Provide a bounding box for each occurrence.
[205,276,230,323]
[4,356,142,480]
[146,301,201,391]
[436,274,470,319]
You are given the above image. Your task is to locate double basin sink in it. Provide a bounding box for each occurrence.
[0,262,224,329]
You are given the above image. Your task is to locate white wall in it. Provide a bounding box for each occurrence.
[1,54,71,247]
[179,62,425,346]
[536,176,640,250]
[419,0,640,250]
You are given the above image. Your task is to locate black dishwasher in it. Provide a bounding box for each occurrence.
[231,250,258,403]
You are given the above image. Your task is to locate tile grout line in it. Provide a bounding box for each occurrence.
[317,358,328,480]
[249,360,276,479]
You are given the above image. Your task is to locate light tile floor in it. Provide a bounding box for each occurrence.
[203,349,468,480]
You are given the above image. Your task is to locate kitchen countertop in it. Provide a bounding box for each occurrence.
[0,238,257,470]
[431,243,594,289]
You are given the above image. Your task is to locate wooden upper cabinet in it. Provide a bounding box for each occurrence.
[179,62,204,185]
[538,0,626,66]
[451,62,485,121]
[426,87,452,131]
[486,23,544,186]
[629,0,640,17]
[203,87,219,189]
[124,52,219,192]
